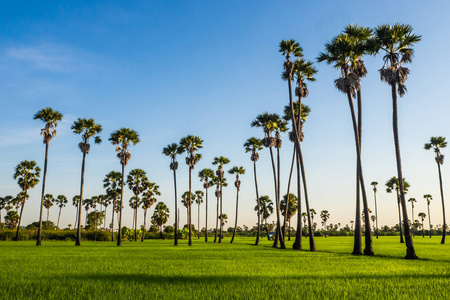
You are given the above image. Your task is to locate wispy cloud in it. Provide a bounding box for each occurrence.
[0,126,41,147]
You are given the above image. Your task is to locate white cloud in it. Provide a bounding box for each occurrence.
[0,126,41,147]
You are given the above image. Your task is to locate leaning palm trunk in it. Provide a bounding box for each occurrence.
[293,151,303,249]
[57,206,62,228]
[346,91,373,256]
[352,90,363,254]
[37,143,49,246]
[76,151,87,245]
[254,160,261,246]
[276,146,286,249]
[268,147,279,248]
[74,206,78,231]
[427,203,432,238]
[173,168,179,246]
[111,198,116,241]
[283,149,296,240]
[436,160,446,244]
[230,184,240,244]
[15,198,26,241]
[117,164,125,246]
[391,82,417,259]
[397,194,404,243]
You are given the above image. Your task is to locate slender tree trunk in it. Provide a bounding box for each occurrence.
[276,146,286,249]
[422,220,424,237]
[254,161,261,246]
[134,207,138,242]
[352,90,363,255]
[265,219,270,241]
[288,219,291,241]
[111,198,116,241]
[293,148,303,250]
[268,147,279,248]
[46,208,49,229]
[75,152,87,246]
[437,161,446,244]
[346,92,373,256]
[142,208,146,242]
[283,149,295,239]
[214,193,219,242]
[74,205,78,231]
[173,168,178,246]
[397,194,404,243]
[428,203,432,238]
[205,185,208,242]
[37,143,49,246]
[391,83,417,259]
[117,163,125,246]
[188,168,192,246]
[57,207,62,228]
[374,190,379,239]
[231,186,239,244]
[198,203,200,239]
[15,198,26,241]
[219,178,223,242]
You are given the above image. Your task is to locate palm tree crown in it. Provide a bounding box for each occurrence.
[163,143,185,171]
[71,118,102,154]
[34,107,63,144]
[109,128,140,166]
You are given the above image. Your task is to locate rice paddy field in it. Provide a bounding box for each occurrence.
[0,236,449,299]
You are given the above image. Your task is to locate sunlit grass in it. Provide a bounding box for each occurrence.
[0,236,449,299]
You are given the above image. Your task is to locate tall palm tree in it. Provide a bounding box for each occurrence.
[418,212,426,237]
[72,117,102,246]
[0,197,7,224]
[244,137,263,245]
[408,198,417,230]
[163,143,185,246]
[127,169,149,242]
[386,177,410,243]
[72,195,80,230]
[424,194,433,238]
[181,191,195,228]
[251,113,287,249]
[371,181,379,238]
[212,156,230,243]
[109,128,140,246]
[83,198,91,228]
[103,171,122,241]
[280,40,317,251]
[318,29,373,256]
[43,194,54,229]
[280,193,298,241]
[212,176,227,242]
[54,195,67,229]
[151,202,170,239]
[141,182,159,241]
[102,196,111,230]
[228,166,245,244]
[180,135,203,246]
[320,210,330,237]
[13,160,40,240]
[199,168,215,242]
[369,23,421,259]
[425,136,447,244]
[90,196,98,229]
[34,107,63,246]
[255,195,273,240]
[194,190,204,239]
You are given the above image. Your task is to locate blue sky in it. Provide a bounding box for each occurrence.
[1,0,449,231]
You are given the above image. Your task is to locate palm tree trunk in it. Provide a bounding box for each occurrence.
[283,149,295,240]
[288,219,291,241]
[198,203,200,239]
[15,198,26,241]
[346,92,373,256]
[214,193,219,243]
[142,208,147,242]
[353,90,363,254]
[111,198,116,241]
[117,163,125,246]
[230,186,239,244]
[134,207,138,242]
[276,146,286,249]
[265,219,270,241]
[37,143,49,246]
[268,147,279,248]
[422,220,424,237]
[57,207,62,228]
[437,161,446,244]
[219,178,223,242]
[76,151,87,246]
[173,168,178,246]
[205,185,208,242]
[188,167,192,246]
[254,161,261,246]
[293,148,303,250]
[374,189,379,239]
[397,194,404,243]
[427,203,432,238]
[391,83,417,259]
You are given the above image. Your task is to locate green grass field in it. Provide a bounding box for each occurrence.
[1,236,449,299]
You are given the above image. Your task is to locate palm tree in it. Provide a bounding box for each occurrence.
[103,171,122,240]
[151,202,170,239]
[280,193,298,241]
[195,190,204,239]
[199,168,215,242]
[127,169,149,242]
[228,166,245,244]
[213,176,227,242]
[418,212,426,237]
[43,194,54,229]
[244,137,263,245]
[386,177,410,243]
[109,128,140,246]
[180,135,203,246]
[141,182,159,241]
[90,196,98,229]
[34,107,63,246]
[83,198,91,228]
[280,40,317,252]
[408,198,417,230]
[425,136,447,244]
[218,213,228,237]
[0,197,7,224]
[369,23,421,259]
[310,208,317,226]
[163,143,185,246]
[371,181,379,238]
[54,195,68,228]
[320,210,330,237]
[72,195,80,230]
[318,28,373,256]
[255,195,273,240]
[102,196,111,230]
[251,113,287,249]
[72,117,102,246]
[424,194,433,238]
[181,191,195,227]
[212,156,230,243]
[13,160,40,240]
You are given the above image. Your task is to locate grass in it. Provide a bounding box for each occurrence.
[0,236,449,299]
